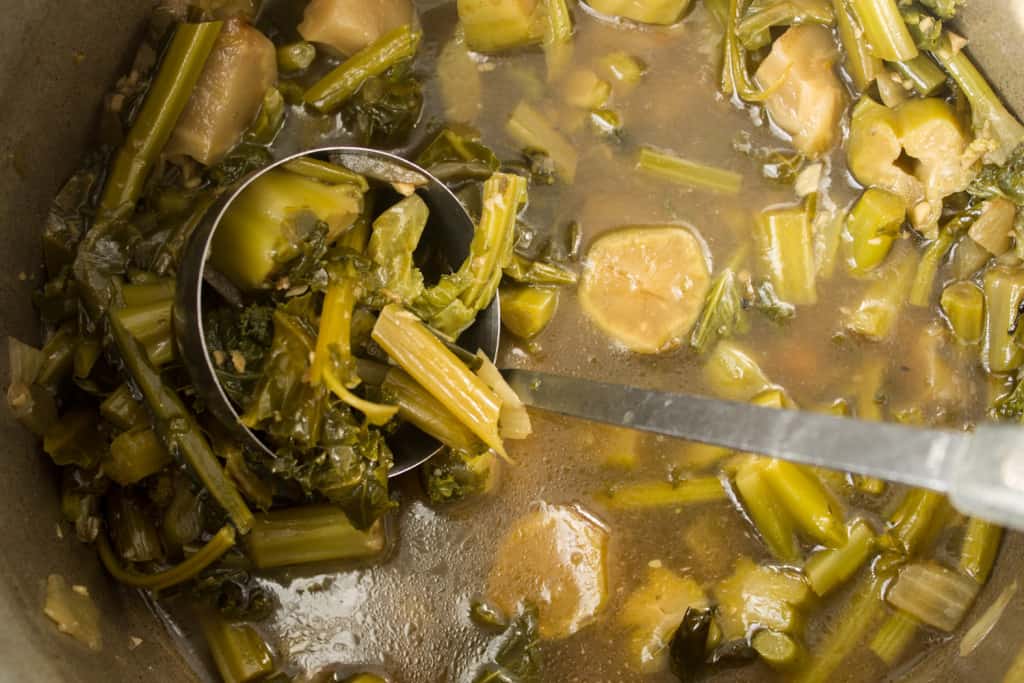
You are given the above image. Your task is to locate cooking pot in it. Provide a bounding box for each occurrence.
[2,2,1024,681]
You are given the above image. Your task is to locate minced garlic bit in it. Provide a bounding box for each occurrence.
[230,350,247,373]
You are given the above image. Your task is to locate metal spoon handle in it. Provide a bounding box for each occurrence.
[502,369,1024,530]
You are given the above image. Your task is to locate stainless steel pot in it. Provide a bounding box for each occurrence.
[2,2,1024,681]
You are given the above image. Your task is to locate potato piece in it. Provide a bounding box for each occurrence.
[298,0,414,57]
[586,0,693,25]
[486,504,609,639]
[457,0,545,53]
[754,25,845,158]
[165,20,276,166]
[620,565,707,673]
[580,226,711,354]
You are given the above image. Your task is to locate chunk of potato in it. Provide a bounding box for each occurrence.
[486,504,609,639]
[586,0,693,25]
[298,0,414,57]
[165,20,276,166]
[457,0,545,53]
[579,226,711,354]
[754,25,845,158]
[619,565,707,673]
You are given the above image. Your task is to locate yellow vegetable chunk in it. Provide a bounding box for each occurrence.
[619,566,708,673]
[486,504,609,639]
[166,19,277,166]
[580,226,711,354]
[586,0,693,25]
[457,0,545,53]
[298,0,414,57]
[754,25,846,158]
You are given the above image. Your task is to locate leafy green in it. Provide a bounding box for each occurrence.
[690,269,749,354]
[192,568,276,622]
[503,253,578,286]
[367,194,428,305]
[204,304,275,406]
[474,605,542,683]
[340,62,423,147]
[752,281,796,324]
[417,128,500,185]
[970,146,1024,206]
[917,0,963,19]
[207,143,273,187]
[423,449,494,504]
[669,607,714,682]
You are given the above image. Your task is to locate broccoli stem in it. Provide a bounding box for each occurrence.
[737,0,835,51]
[598,478,727,509]
[869,610,920,665]
[940,281,985,344]
[276,41,316,73]
[200,608,276,683]
[735,459,801,562]
[304,24,422,114]
[109,312,254,534]
[909,229,956,307]
[244,504,386,569]
[849,0,919,62]
[722,0,769,100]
[890,54,947,96]
[847,188,906,275]
[833,0,883,91]
[637,146,744,195]
[37,327,76,388]
[99,22,223,220]
[382,368,484,453]
[982,265,1024,373]
[752,629,804,670]
[888,488,947,556]
[543,0,575,79]
[805,519,877,596]
[761,460,846,547]
[753,202,818,305]
[99,384,149,431]
[959,518,1002,583]
[97,524,237,591]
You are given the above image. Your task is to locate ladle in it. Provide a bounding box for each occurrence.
[176,147,1024,530]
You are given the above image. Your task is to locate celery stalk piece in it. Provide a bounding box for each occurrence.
[753,202,817,305]
[909,228,956,307]
[849,0,919,62]
[887,488,948,556]
[843,243,917,341]
[506,102,578,182]
[458,0,546,53]
[104,428,173,486]
[637,146,743,195]
[382,369,483,453]
[983,265,1024,374]
[734,459,801,562]
[846,188,906,275]
[737,0,835,51]
[372,304,506,457]
[543,0,575,79]
[752,629,804,670]
[200,609,275,683]
[805,519,876,596]
[245,505,386,569]
[886,562,979,632]
[598,478,727,509]
[761,459,846,547]
[940,281,984,345]
[282,157,369,190]
[891,54,947,96]
[833,0,882,91]
[869,610,921,665]
[959,518,1003,584]
[367,193,429,305]
[304,24,422,114]
[703,341,773,401]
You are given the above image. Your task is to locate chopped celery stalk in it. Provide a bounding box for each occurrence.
[832,0,882,91]
[543,0,574,79]
[959,518,1003,583]
[586,0,693,24]
[846,188,906,275]
[598,478,726,509]
[7,381,58,437]
[969,197,1017,256]
[761,459,845,547]
[792,575,886,683]
[891,54,947,96]
[737,0,834,51]
[637,146,743,195]
[932,35,1024,165]
[304,25,422,113]
[211,169,364,290]
[752,629,803,670]
[843,244,917,341]
[735,459,800,562]
[805,519,876,596]
[200,609,275,683]
[100,384,148,431]
[382,369,483,453]
[500,285,559,339]
[99,22,223,220]
[277,41,316,73]
[714,557,811,640]
[952,234,992,281]
[97,524,236,591]
[940,281,985,345]
[848,0,919,62]
[816,208,847,280]
[753,203,817,305]
[506,101,578,182]
[122,279,175,307]
[690,268,749,355]
[599,51,646,87]
[282,157,369,191]
[888,489,948,556]
[620,565,708,673]
[703,341,773,401]
[886,562,979,632]
[457,0,546,53]
[909,229,956,307]
[373,305,505,457]
[869,610,920,665]
[983,266,1024,374]
[504,253,578,286]
[367,194,429,304]
[245,505,386,569]
[37,327,76,388]
[414,173,528,338]
[476,353,532,440]
[104,428,173,486]
[112,300,173,346]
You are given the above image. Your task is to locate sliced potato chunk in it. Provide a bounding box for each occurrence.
[754,25,845,158]
[298,0,414,57]
[165,19,277,166]
[580,226,711,354]
[486,504,609,639]
[619,565,708,673]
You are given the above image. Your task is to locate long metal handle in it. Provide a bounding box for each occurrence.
[503,369,1024,529]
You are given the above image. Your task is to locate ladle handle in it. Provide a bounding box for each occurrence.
[502,369,1024,530]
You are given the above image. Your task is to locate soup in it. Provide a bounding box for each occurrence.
[15,0,1024,681]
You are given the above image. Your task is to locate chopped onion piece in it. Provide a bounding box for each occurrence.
[960,580,1018,657]
[887,563,980,632]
